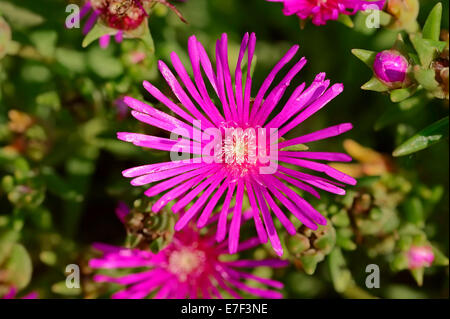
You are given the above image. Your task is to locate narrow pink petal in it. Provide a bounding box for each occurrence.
[215,39,232,121]
[279,156,356,185]
[255,57,307,126]
[83,11,99,35]
[265,82,306,129]
[123,96,202,140]
[274,171,321,198]
[278,165,346,194]
[225,259,289,268]
[145,165,214,197]
[158,60,215,128]
[218,33,238,121]
[173,169,224,229]
[117,132,201,154]
[279,83,344,137]
[245,180,268,243]
[130,163,205,186]
[260,178,319,230]
[235,33,249,122]
[99,34,110,49]
[115,31,123,43]
[278,123,353,147]
[279,151,352,162]
[253,182,283,256]
[180,172,226,227]
[143,81,197,125]
[262,174,327,225]
[250,45,299,123]
[243,33,256,124]
[227,279,283,299]
[152,173,208,212]
[228,180,245,253]
[170,51,223,126]
[197,177,231,228]
[122,159,196,178]
[226,268,284,289]
[261,187,297,235]
[216,182,236,242]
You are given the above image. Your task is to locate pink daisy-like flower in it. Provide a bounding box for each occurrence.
[267,0,385,26]
[118,32,356,256]
[89,209,288,299]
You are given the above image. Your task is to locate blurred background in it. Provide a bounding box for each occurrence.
[0,0,448,298]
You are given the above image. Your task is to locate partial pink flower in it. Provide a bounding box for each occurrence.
[115,201,130,223]
[408,246,435,269]
[89,217,288,299]
[114,97,130,121]
[78,0,147,48]
[267,0,385,26]
[1,287,38,299]
[118,32,355,256]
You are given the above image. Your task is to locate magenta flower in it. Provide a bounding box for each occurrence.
[408,246,435,269]
[1,287,38,299]
[89,218,288,299]
[373,50,408,84]
[118,32,355,256]
[267,0,385,26]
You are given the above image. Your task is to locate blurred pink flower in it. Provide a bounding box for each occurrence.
[408,246,435,269]
[267,0,385,25]
[89,216,288,299]
[1,287,38,299]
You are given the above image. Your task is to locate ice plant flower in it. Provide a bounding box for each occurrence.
[118,32,356,256]
[267,0,385,26]
[408,245,435,269]
[373,50,408,84]
[89,220,288,299]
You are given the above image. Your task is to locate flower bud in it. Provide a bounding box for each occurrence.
[408,245,435,269]
[373,50,409,85]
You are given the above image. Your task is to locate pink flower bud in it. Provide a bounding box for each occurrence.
[373,50,408,84]
[408,245,435,269]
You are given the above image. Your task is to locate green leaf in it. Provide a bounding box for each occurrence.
[0,16,11,60]
[410,34,447,67]
[51,281,81,296]
[361,77,389,92]
[29,30,57,58]
[375,93,427,130]
[131,22,155,54]
[422,3,442,41]
[393,116,449,157]
[88,47,124,79]
[55,48,87,74]
[0,1,44,28]
[0,230,19,265]
[2,244,32,289]
[390,86,417,102]
[337,14,354,28]
[414,67,439,91]
[82,22,115,48]
[351,48,377,68]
